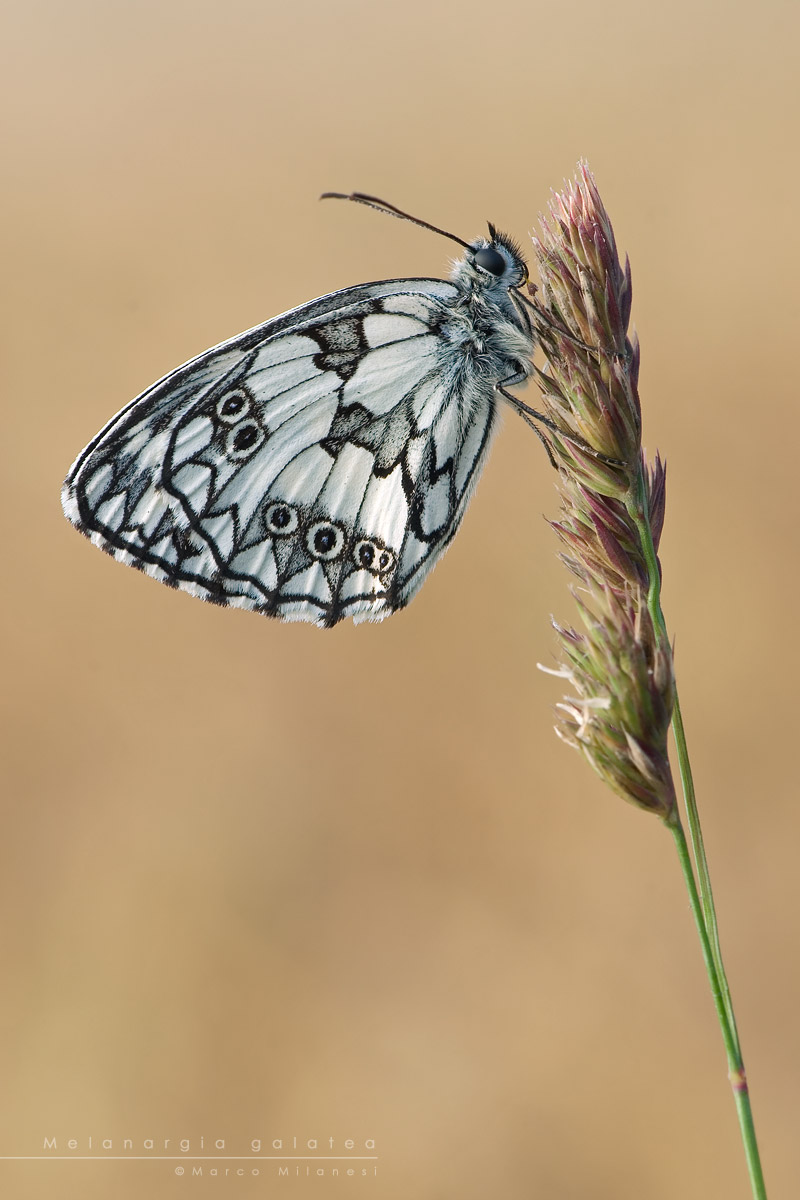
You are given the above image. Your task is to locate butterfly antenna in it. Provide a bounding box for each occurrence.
[320,191,472,251]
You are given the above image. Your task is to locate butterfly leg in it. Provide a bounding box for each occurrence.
[497,386,557,467]
[516,287,635,373]
[513,288,599,356]
[497,385,624,468]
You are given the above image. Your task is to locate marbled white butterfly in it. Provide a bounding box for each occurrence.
[62,193,556,627]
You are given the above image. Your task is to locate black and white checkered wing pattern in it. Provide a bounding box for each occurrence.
[62,280,499,626]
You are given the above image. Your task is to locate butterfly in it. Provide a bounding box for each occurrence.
[62,192,558,627]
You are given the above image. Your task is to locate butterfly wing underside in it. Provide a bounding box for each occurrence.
[62,279,500,626]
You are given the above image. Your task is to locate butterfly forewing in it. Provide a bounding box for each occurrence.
[63,278,504,626]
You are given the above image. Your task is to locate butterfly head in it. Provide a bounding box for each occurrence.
[321,193,530,296]
[455,224,529,293]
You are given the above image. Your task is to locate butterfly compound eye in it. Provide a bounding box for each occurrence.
[473,246,506,276]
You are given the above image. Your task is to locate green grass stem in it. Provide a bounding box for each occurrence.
[627,467,766,1200]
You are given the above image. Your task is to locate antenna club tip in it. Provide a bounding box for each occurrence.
[315,192,472,251]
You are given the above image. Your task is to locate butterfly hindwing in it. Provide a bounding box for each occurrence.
[63,279,499,625]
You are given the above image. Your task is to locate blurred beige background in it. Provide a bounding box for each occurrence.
[2,0,798,1196]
